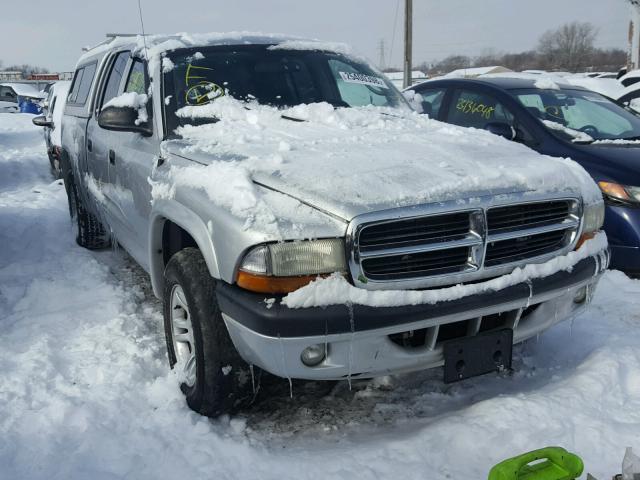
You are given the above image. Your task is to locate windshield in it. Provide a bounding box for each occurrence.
[512,88,640,142]
[163,45,407,131]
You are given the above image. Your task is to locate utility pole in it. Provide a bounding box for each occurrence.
[403,0,413,89]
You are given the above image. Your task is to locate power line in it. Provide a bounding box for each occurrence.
[389,0,401,63]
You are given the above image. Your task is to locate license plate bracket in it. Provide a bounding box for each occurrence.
[443,328,513,384]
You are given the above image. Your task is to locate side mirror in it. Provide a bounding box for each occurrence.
[485,122,516,140]
[97,106,152,136]
[32,115,53,128]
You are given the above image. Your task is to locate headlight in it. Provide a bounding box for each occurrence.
[583,200,605,233]
[237,239,346,293]
[598,181,640,205]
[576,200,604,250]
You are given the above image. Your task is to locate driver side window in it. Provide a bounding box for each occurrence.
[125,59,146,94]
[101,51,130,108]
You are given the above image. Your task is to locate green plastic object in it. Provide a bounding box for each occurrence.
[488,447,584,480]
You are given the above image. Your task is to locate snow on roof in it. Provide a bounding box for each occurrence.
[620,69,640,82]
[444,66,512,78]
[76,32,366,84]
[481,72,624,98]
[77,32,332,66]
[616,81,640,100]
[0,82,45,98]
[564,77,624,99]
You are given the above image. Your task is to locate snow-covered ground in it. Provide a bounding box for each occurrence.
[1,112,639,479]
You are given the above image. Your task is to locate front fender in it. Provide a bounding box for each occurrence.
[149,199,220,298]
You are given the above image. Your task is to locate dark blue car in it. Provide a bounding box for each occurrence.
[406,77,640,276]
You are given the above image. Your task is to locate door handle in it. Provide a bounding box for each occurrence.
[87,139,92,152]
[109,149,115,165]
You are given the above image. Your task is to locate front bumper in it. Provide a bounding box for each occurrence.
[217,251,609,381]
[604,204,640,274]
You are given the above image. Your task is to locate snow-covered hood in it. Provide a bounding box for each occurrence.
[159,98,601,226]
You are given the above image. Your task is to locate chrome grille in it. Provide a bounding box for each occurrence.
[362,246,471,280]
[485,229,569,267]
[487,200,571,234]
[359,212,470,251]
[349,198,581,288]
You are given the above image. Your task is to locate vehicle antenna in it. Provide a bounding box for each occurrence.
[137,0,150,59]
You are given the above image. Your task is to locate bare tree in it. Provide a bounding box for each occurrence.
[4,64,50,76]
[431,55,471,75]
[472,49,502,68]
[537,22,598,71]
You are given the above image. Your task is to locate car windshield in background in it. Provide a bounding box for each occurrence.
[163,45,405,129]
[512,88,640,142]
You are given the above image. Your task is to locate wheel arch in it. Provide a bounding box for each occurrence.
[149,199,221,298]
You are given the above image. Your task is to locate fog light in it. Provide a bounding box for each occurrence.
[301,344,326,367]
[574,286,588,304]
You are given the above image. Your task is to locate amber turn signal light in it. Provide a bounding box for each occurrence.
[575,231,596,251]
[236,271,321,294]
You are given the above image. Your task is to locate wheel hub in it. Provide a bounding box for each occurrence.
[170,284,197,387]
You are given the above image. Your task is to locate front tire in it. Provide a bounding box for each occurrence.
[163,248,252,416]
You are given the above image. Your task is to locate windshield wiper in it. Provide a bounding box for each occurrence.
[280,114,306,122]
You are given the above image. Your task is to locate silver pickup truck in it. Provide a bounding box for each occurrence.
[58,33,609,416]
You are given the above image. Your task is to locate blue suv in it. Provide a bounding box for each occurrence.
[407,77,640,276]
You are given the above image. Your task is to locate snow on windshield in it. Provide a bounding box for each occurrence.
[542,120,594,143]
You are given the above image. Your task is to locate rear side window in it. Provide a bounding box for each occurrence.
[67,62,97,106]
[101,51,130,107]
[67,69,84,103]
[447,89,514,129]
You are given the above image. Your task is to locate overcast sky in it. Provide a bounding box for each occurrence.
[0,0,631,71]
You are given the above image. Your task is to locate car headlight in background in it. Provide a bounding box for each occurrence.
[237,238,346,293]
[576,200,605,250]
[598,181,640,205]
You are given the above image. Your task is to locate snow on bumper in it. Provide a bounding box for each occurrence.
[219,237,609,381]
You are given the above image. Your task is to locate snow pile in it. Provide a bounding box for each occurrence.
[403,89,426,113]
[0,112,639,480]
[162,57,175,73]
[534,77,560,90]
[283,232,607,308]
[157,96,602,235]
[543,120,594,143]
[103,91,149,125]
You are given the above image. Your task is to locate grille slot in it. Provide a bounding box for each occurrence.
[487,201,571,234]
[362,247,470,280]
[485,230,568,267]
[359,212,471,252]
